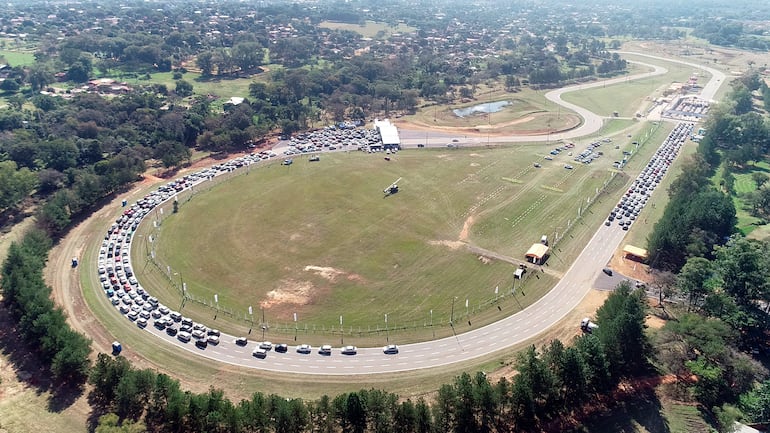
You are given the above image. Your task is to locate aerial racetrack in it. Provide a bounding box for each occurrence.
[69,51,724,378]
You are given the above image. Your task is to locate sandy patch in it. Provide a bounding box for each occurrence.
[260,280,314,308]
[304,265,365,284]
[470,163,480,167]
[478,255,492,264]
[469,153,483,157]
[304,265,345,281]
[646,314,667,329]
[459,215,475,241]
[290,233,302,241]
[428,240,465,250]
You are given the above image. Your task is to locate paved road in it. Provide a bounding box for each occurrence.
[398,60,668,147]
[125,52,725,375]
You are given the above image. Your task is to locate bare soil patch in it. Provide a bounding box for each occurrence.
[428,240,465,250]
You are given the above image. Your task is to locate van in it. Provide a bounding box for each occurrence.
[540,235,548,245]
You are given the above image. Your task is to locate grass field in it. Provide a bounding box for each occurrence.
[318,20,417,39]
[711,161,770,237]
[122,120,670,347]
[115,70,263,100]
[0,49,36,66]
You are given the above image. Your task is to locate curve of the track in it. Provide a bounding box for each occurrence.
[122,52,724,375]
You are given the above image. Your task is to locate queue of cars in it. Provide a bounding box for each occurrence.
[605,122,694,231]
[97,142,401,362]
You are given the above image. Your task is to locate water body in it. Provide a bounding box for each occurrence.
[453,100,512,118]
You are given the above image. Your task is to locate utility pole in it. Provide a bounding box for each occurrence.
[248,306,253,334]
[385,313,389,343]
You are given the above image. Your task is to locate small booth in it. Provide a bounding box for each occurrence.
[623,244,649,262]
[525,243,550,265]
[112,341,122,355]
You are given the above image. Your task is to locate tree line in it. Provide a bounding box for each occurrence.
[82,284,653,433]
[1,229,92,385]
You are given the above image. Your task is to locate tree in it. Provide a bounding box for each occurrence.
[0,160,38,211]
[752,172,768,190]
[594,282,651,378]
[174,80,193,97]
[678,257,715,310]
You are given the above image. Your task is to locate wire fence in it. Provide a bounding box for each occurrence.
[135,127,660,338]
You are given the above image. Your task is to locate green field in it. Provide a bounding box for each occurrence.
[318,20,417,39]
[116,70,262,100]
[124,121,666,345]
[0,49,36,66]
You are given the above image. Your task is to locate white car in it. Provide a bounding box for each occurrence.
[296,344,312,354]
[259,341,273,350]
[383,344,399,355]
[319,344,332,355]
[341,346,357,355]
[253,348,267,359]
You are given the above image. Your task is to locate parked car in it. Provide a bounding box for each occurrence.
[296,344,312,354]
[274,343,288,353]
[319,344,332,355]
[253,348,267,359]
[235,337,248,346]
[341,346,358,355]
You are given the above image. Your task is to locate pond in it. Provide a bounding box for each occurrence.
[453,100,512,118]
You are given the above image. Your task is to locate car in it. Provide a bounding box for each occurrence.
[195,339,208,349]
[207,329,220,337]
[136,317,148,328]
[207,335,220,345]
[602,268,613,276]
[259,341,273,350]
[296,344,312,354]
[604,220,611,226]
[533,162,541,168]
[319,344,332,355]
[341,346,357,355]
[564,164,573,169]
[383,344,399,355]
[177,331,191,343]
[166,327,178,336]
[191,329,206,340]
[127,310,139,321]
[274,343,288,353]
[235,337,248,346]
[180,324,193,334]
[253,348,267,358]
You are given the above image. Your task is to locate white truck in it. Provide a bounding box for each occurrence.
[580,318,598,334]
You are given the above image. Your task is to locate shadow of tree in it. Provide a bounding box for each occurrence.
[0,300,84,413]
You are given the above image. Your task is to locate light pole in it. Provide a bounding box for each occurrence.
[450,297,457,327]
[430,309,434,338]
[293,312,298,341]
[340,315,344,345]
[214,294,219,320]
[261,307,266,341]
[385,313,389,343]
[248,306,254,334]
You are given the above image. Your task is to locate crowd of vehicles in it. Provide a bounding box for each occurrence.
[605,123,694,231]
[97,145,403,363]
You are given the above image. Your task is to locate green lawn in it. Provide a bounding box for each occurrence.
[122,122,665,346]
[713,161,770,237]
[0,49,36,66]
[114,70,266,100]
